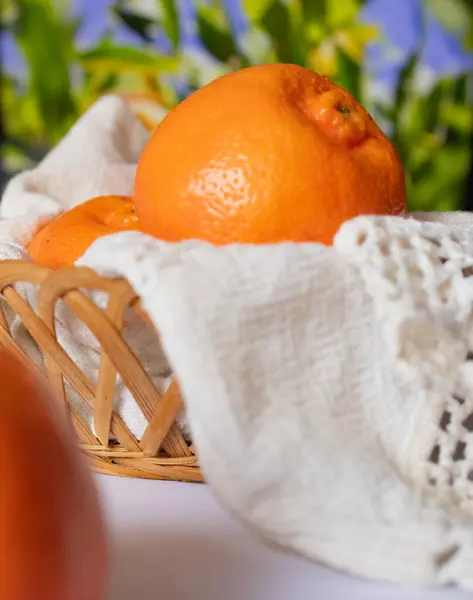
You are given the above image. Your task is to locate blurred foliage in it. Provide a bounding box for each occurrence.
[426,0,473,46]
[1,0,472,211]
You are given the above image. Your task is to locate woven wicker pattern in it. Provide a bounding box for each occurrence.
[0,260,202,483]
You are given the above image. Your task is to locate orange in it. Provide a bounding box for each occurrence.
[27,195,140,270]
[0,349,108,600]
[134,63,406,246]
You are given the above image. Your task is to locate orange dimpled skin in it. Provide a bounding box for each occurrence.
[134,63,406,246]
[27,195,141,270]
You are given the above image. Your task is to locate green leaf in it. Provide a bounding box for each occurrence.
[79,42,179,75]
[405,133,441,171]
[308,40,337,75]
[196,4,238,62]
[260,1,303,64]
[452,74,469,104]
[3,137,45,165]
[158,0,180,50]
[285,0,309,65]
[2,143,36,188]
[372,102,396,123]
[1,0,19,25]
[260,2,290,62]
[467,26,473,50]
[392,81,442,145]
[334,47,361,99]
[335,24,379,63]
[243,0,274,23]
[326,0,362,28]
[1,73,53,165]
[439,103,473,133]
[419,80,444,132]
[423,0,471,36]
[15,0,77,141]
[408,145,470,211]
[239,27,274,65]
[390,50,421,161]
[305,21,328,45]
[91,71,120,95]
[301,0,327,22]
[111,7,155,41]
[1,75,39,137]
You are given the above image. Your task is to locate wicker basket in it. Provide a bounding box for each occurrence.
[0,260,203,483]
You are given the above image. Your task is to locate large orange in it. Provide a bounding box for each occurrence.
[134,64,406,245]
[27,195,140,270]
[0,349,108,600]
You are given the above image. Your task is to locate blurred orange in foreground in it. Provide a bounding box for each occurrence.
[134,63,406,246]
[0,349,108,600]
[27,195,140,270]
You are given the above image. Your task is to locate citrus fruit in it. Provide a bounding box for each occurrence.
[134,63,406,246]
[0,349,108,600]
[27,195,140,270]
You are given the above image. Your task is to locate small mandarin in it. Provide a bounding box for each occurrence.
[27,195,140,270]
[134,63,406,246]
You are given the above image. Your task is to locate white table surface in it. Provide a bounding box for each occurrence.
[97,475,471,600]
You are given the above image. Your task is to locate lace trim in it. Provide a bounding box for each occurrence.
[335,216,473,515]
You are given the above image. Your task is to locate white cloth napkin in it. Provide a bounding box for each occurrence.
[2,96,473,591]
